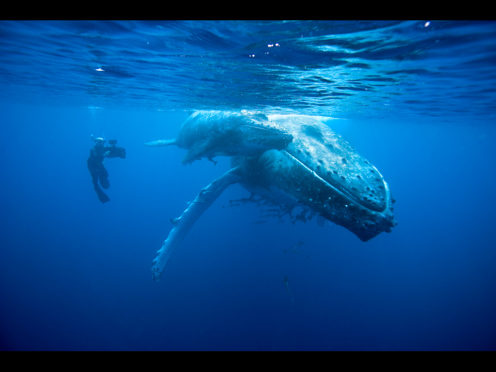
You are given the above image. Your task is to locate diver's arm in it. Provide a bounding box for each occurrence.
[104,146,126,158]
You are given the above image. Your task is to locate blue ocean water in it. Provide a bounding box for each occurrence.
[0,20,496,351]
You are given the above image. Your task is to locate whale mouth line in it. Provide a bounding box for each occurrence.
[283,150,388,214]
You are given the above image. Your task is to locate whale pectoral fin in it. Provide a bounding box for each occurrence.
[182,140,211,164]
[144,138,177,147]
[151,166,242,281]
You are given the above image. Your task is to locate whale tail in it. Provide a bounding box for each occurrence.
[144,139,177,147]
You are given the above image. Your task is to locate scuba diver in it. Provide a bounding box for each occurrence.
[87,136,126,203]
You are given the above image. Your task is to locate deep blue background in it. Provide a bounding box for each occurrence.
[1,20,496,351]
[1,100,495,350]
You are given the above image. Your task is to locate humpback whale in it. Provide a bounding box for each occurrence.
[145,110,293,164]
[146,110,396,281]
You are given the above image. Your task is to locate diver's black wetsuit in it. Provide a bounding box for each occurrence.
[87,141,126,203]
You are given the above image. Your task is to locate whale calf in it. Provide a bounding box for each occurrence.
[145,110,293,164]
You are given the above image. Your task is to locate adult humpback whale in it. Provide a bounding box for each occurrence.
[146,110,396,280]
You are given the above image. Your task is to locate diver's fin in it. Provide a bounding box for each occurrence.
[151,166,242,281]
[94,185,110,203]
[144,139,177,147]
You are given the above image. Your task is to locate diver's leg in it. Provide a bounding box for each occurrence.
[98,166,110,189]
[94,183,110,203]
[89,166,110,203]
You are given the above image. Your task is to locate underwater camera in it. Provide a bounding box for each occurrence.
[114,146,126,159]
[107,139,126,158]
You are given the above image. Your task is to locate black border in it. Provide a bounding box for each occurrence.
[3,1,496,21]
